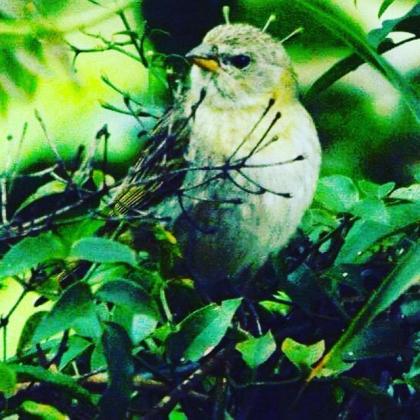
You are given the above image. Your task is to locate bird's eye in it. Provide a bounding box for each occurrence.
[228,54,251,69]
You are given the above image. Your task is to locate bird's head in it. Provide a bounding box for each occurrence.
[186,23,297,109]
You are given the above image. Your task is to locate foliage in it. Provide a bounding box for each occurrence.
[0,0,419,419]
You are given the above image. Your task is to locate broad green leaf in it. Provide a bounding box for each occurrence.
[21,400,69,420]
[236,331,276,369]
[315,175,359,213]
[309,243,420,380]
[96,279,158,319]
[358,180,395,199]
[113,306,158,345]
[351,198,390,224]
[0,363,16,398]
[378,0,397,18]
[32,282,101,343]
[336,220,392,264]
[168,298,242,362]
[390,184,420,202]
[99,322,134,419]
[16,180,67,212]
[281,338,325,371]
[70,237,137,267]
[299,1,420,120]
[387,202,420,228]
[8,363,93,404]
[0,232,67,278]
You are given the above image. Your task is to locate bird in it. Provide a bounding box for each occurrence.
[113,23,321,299]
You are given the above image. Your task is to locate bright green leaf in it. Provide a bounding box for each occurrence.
[315,175,359,213]
[351,198,390,224]
[32,282,101,343]
[281,338,325,371]
[390,184,420,202]
[0,232,67,278]
[16,180,67,212]
[168,298,242,362]
[358,180,395,199]
[236,331,276,369]
[70,237,137,266]
[0,363,16,398]
[21,400,69,420]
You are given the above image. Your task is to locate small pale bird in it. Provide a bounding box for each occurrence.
[114,23,321,298]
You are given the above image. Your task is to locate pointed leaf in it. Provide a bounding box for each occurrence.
[32,283,101,343]
[168,298,242,362]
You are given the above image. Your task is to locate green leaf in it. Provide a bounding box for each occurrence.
[315,175,359,213]
[358,180,395,199]
[236,331,276,369]
[113,306,158,345]
[309,243,420,380]
[70,237,137,266]
[16,180,67,212]
[16,311,48,356]
[99,322,134,420]
[21,400,68,420]
[32,282,101,343]
[59,336,93,370]
[351,198,390,224]
[299,1,420,120]
[390,184,420,202]
[168,298,242,362]
[281,338,325,371]
[0,232,67,278]
[96,279,159,319]
[0,363,16,398]
[378,0,397,18]
[387,202,420,227]
[8,363,93,404]
[370,4,420,43]
[336,220,391,264]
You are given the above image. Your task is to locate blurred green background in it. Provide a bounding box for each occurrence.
[0,0,418,358]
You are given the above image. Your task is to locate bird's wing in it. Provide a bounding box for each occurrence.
[110,104,191,216]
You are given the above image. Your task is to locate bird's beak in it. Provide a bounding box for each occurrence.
[186,45,220,73]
